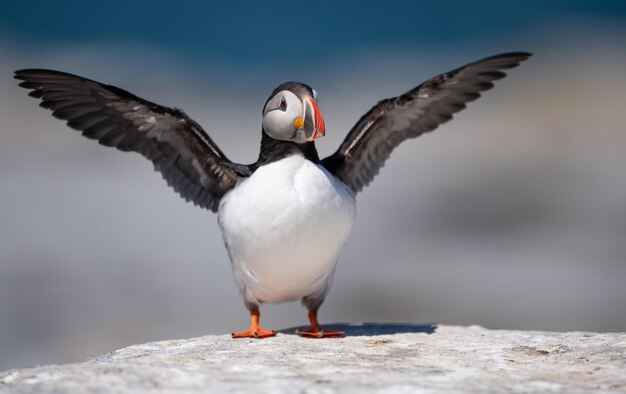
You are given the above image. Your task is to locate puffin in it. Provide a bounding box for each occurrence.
[15,52,531,338]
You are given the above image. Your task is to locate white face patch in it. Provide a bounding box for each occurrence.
[262,91,304,142]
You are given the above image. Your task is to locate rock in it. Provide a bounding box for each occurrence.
[1,324,625,393]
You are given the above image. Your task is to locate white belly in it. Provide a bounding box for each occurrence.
[218,155,356,305]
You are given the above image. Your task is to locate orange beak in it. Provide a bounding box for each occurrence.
[303,96,325,141]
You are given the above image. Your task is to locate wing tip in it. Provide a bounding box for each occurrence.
[14,69,86,86]
[14,69,31,79]
[489,52,533,60]
[14,68,52,80]
[488,52,533,68]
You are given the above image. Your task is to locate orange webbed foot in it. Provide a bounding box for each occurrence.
[296,309,345,338]
[232,328,277,339]
[295,327,344,338]
[231,309,276,339]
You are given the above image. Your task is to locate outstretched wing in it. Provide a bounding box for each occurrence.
[15,69,247,212]
[322,52,531,194]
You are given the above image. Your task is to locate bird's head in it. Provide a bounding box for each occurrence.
[262,82,325,144]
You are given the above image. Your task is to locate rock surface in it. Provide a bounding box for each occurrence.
[1,324,625,393]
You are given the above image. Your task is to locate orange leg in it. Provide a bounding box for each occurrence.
[296,310,344,338]
[232,310,277,339]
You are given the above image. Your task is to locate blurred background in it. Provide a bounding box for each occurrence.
[1,0,625,371]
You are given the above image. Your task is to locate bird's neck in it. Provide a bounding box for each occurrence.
[256,130,320,167]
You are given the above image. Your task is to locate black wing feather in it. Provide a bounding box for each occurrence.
[322,52,531,193]
[15,69,245,212]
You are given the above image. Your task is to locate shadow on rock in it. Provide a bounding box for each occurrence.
[280,322,437,336]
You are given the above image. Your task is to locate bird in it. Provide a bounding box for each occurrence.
[15,52,531,338]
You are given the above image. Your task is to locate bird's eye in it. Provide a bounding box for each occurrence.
[279,97,287,111]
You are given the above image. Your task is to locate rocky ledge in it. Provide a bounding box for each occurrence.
[1,324,625,393]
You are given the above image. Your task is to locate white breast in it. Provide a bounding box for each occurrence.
[218,155,356,305]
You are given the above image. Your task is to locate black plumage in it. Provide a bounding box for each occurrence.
[15,52,531,210]
[14,69,244,211]
[322,52,531,193]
